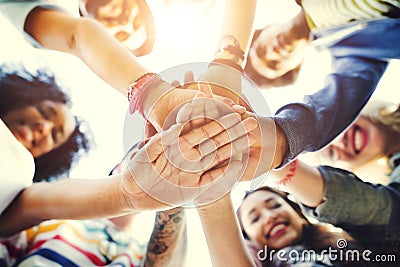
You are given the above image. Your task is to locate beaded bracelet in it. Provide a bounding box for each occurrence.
[128,72,162,115]
[277,159,298,187]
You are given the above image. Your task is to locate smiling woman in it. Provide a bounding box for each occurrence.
[318,100,400,171]
[236,186,362,267]
[0,65,92,182]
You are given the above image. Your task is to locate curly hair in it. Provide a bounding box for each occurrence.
[244,28,302,89]
[0,64,93,182]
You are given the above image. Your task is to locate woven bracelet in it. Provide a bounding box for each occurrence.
[128,72,162,115]
[277,159,298,187]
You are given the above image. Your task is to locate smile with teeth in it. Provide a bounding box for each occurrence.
[353,126,365,154]
[268,223,287,239]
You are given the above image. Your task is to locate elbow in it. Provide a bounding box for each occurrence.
[67,18,104,55]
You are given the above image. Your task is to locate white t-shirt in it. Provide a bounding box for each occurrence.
[0,119,34,214]
[0,0,79,47]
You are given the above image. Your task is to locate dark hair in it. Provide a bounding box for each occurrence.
[0,64,93,182]
[244,28,302,89]
[237,186,309,241]
[237,186,360,266]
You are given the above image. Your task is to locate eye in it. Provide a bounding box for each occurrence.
[251,215,260,224]
[51,129,58,143]
[37,106,50,119]
[270,203,281,209]
[327,146,339,162]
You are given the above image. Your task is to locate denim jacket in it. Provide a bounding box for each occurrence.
[274,18,400,165]
[302,161,400,266]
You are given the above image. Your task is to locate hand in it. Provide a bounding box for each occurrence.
[177,82,287,184]
[144,82,199,132]
[216,103,288,183]
[121,113,257,210]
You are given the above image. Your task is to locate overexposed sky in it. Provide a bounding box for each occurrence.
[1,0,399,266]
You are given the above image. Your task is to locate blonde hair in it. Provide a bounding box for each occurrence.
[362,100,400,155]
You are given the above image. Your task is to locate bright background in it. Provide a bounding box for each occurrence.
[1,0,399,266]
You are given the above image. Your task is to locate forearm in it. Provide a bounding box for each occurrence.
[271,160,324,207]
[145,208,187,267]
[206,0,256,98]
[25,8,148,95]
[290,9,310,41]
[197,194,255,267]
[25,7,177,129]
[311,166,393,225]
[0,175,132,237]
[220,0,257,61]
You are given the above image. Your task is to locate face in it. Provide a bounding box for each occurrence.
[320,116,386,169]
[82,0,154,54]
[239,190,305,250]
[2,100,76,158]
[248,24,307,79]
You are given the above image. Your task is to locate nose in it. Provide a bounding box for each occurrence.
[260,209,277,224]
[33,120,53,141]
[330,133,348,154]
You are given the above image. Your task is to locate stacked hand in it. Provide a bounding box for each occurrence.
[121,70,284,210]
[121,89,258,209]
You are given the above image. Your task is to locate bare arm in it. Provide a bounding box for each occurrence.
[204,0,257,98]
[220,0,257,62]
[23,7,195,129]
[0,111,256,238]
[270,160,324,207]
[197,194,256,267]
[25,7,147,95]
[0,174,135,238]
[145,208,187,267]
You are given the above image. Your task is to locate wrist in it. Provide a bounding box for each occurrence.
[196,193,232,216]
[277,159,298,189]
[128,73,174,127]
[142,80,174,126]
[205,65,242,102]
[119,172,144,212]
[145,83,186,131]
[273,123,289,168]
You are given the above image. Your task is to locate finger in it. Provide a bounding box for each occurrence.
[184,71,195,83]
[198,117,257,155]
[200,133,255,170]
[203,97,221,120]
[143,123,183,162]
[167,114,254,168]
[178,113,242,149]
[152,147,168,177]
[176,102,193,124]
[197,82,213,98]
[190,94,209,129]
[171,80,181,87]
[199,160,243,186]
[232,104,246,115]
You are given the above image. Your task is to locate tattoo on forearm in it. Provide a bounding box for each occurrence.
[145,208,187,266]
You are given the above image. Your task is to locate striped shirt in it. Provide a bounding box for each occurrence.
[1,219,146,266]
[301,0,400,29]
